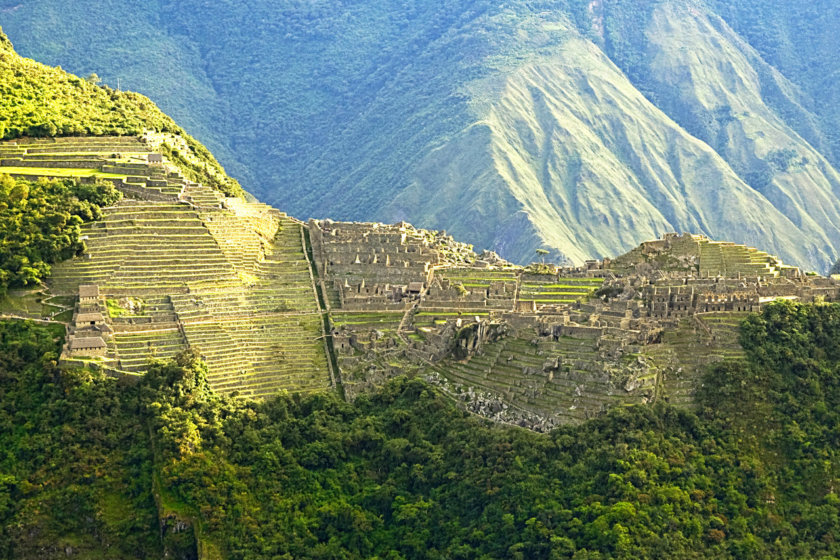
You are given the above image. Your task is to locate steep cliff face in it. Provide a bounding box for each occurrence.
[640,3,840,269]
[388,30,825,267]
[5,1,840,270]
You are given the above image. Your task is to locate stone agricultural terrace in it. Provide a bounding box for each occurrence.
[8,135,840,428]
[0,134,196,200]
[2,134,331,398]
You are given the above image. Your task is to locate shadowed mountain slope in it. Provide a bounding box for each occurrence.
[387,32,827,266]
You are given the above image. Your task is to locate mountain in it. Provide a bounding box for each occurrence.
[2,27,840,559]
[3,1,840,270]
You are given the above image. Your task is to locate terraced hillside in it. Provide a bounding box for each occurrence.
[697,240,793,278]
[8,133,836,425]
[56,202,330,396]
[646,313,749,409]
[427,327,652,427]
[3,135,333,398]
[611,233,800,278]
[10,33,804,423]
[168,217,330,396]
[0,134,218,200]
[518,276,603,307]
[309,220,840,428]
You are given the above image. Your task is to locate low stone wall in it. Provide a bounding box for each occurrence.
[109,179,178,202]
[554,325,603,338]
[499,313,541,329]
[340,301,410,311]
[100,285,190,297]
[1,158,103,169]
[102,163,153,173]
[421,299,492,310]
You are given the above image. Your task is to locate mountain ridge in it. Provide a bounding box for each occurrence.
[3,2,840,271]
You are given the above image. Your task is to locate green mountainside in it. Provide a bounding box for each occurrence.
[0,27,247,299]
[1,25,840,559]
[3,2,840,270]
[0,26,241,197]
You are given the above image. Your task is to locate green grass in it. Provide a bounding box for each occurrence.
[0,166,126,179]
[52,309,74,322]
[4,151,150,158]
[520,291,592,296]
[0,291,78,319]
[443,275,518,282]
[331,312,403,328]
[531,280,603,287]
[519,298,581,304]
[106,298,130,317]
[0,290,43,316]
[415,312,490,317]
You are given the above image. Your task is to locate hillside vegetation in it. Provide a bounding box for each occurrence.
[0,26,241,196]
[2,301,839,558]
[4,2,840,269]
[0,175,121,296]
[0,28,253,295]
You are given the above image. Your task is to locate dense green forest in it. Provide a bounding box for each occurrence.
[0,175,120,296]
[2,300,839,558]
[0,320,161,558]
[5,2,840,270]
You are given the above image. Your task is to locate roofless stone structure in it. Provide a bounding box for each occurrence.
[308,225,837,429]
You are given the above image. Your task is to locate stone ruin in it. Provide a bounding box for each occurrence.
[309,224,840,427]
[17,137,835,427]
[62,284,112,362]
[309,219,477,310]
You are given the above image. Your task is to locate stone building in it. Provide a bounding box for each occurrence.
[78,284,100,305]
[68,336,107,357]
[75,311,106,328]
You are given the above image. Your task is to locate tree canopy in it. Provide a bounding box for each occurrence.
[1,301,839,558]
[0,175,121,296]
